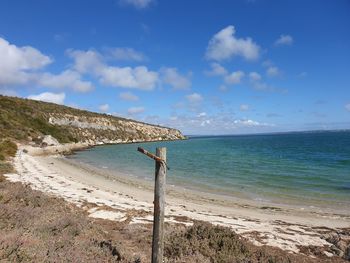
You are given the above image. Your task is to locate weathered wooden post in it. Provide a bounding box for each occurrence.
[137,147,167,263]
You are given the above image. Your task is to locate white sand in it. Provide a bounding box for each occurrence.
[5,146,350,254]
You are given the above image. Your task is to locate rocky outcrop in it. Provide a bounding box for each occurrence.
[47,113,185,145]
[0,95,185,146]
[41,135,60,146]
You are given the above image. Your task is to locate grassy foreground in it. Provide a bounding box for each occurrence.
[0,177,317,263]
[1,168,348,262]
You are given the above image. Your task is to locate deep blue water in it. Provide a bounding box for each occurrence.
[69,131,350,208]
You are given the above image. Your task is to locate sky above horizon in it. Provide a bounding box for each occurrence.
[0,0,349,135]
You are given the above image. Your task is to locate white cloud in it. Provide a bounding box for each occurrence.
[67,49,103,74]
[163,114,274,135]
[0,37,52,71]
[127,106,145,114]
[233,119,271,127]
[186,93,203,103]
[240,104,250,111]
[37,70,93,92]
[161,67,191,90]
[224,71,245,85]
[119,91,139,101]
[197,112,207,117]
[266,66,280,77]
[28,92,65,105]
[98,104,109,112]
[275,34,293,46]
[249,72,261,82]
[109,47,146,61]
[0,38,93,94]
[345,103,350,112]
[68,49,159,90]
[262,60,281,78]
[206,25,260,61]
[0,37,52,86]
[248,70,274,91]
[99,66,158,90]
[206,64,245,89]
[200,120,211,127]
[205,63,227,76]
[119,0,154,9]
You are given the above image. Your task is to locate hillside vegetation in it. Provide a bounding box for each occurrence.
[0,95,185,145]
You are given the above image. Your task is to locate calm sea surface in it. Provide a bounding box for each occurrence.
[68,131,350,209]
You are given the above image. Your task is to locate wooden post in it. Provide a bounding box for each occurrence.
[152,147,166,263]
[137,147,167,262]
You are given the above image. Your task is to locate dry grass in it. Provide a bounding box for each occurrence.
[1,174,349,262]
[0,140,17,161]
[0,178,149,262]
[166,222,311,263]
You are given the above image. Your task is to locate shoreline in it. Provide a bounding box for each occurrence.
[66,153,350,218]
[67,141,350,216]
[4,143,350,256]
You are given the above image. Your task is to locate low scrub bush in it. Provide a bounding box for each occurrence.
[165,222,295,263]
[0,140,17,158]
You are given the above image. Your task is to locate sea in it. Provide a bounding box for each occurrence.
[68,130,350,210]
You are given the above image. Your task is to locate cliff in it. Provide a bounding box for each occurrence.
[0,95,185,146]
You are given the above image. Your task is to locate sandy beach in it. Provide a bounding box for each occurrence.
[4,144,350,257]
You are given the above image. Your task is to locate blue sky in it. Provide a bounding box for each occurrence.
[0,0,349,135]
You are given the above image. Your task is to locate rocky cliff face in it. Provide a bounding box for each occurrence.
[47,113,185,145]
[0,95,185,146]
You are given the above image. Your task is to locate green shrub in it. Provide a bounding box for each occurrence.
[0,140,17,158]
[165,222,293,263]
[0,161,13,175]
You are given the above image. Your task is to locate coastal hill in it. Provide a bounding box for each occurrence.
[0,95,185,146]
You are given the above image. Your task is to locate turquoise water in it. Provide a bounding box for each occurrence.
[69,131,350,209]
